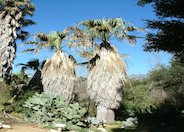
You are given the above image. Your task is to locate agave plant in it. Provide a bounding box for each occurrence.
[67,18,141,123]
[25,31,76,103]
[0,0,35,82]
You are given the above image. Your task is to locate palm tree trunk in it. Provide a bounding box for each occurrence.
[96,105,108,123]
[87,42,126,123]
[0,11,22,82]
[96,105,115,123]
[41,51,76,103]
[28,70,43,90]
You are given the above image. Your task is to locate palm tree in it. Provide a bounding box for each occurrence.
[68,18,140,123]
[17,59,43,89]
[25,31,76,103]
[0,0,35,82]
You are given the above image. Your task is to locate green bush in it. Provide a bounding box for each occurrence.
[14,89,40,113]
[124,80,155,113]
[117,79,156,118]
[23,93,86,130]
[5,71,42,113]
[0,81,14,114]
[0,82,11,105]
[73,77,96,117]
[148,59,184,106]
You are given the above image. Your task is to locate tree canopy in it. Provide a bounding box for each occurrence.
[0,0,35,40]
[138,0,184,61]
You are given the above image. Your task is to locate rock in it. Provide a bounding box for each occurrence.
[2,124,11,129]
[50,129,58,132]
[126,117,138,124]
[122,121,134,128]
[97,127,107,132]
[122,117,138,128]
[0,122,2,129]
[54,123,66,128]
[54,123,66,132]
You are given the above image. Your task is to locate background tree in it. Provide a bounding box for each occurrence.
[25,31,76,103]
[17,59,43,89]
[68,18,140,123]
[148,59,184,106]
[115,78,156,121]
[137,0,184,62]
[0,0,35,82]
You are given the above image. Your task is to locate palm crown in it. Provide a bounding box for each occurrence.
[0,0,35,40]
[24,31,68,53]
[17,59,40,72]
[0,0,35,15]
[78,18,140,44]
[67,18,141,59]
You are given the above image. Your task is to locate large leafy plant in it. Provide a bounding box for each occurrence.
[23,93,86,130]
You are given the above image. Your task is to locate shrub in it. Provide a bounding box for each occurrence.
[0,82,11,105]
[73,77,96,117]
[14,89,40,113]
[123,80,155,114]
[23,93,86,130]
[0,82,14,114]
[116,79,156,119]
[149,59,184,106]
[9,71,42,113]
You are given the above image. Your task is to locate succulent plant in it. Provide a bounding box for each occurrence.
[23,93,86,130]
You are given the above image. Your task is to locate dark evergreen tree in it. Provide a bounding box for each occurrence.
[138,0,184,62]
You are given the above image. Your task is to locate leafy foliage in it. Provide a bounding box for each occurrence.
[73,77,96,117]
[122,79,156,115]
[23,93,86,130]
[121,58,184,117]
[138,0,184,60]
[10,72,29,91]
[86,116,105,126]
[148,59,184,106]
[0,71,42,113]
[0,72,30,114]
[0,82,12,113]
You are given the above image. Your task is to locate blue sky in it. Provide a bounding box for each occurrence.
[14,0,172,76]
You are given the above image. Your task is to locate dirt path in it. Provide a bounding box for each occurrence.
[0,125,49,132]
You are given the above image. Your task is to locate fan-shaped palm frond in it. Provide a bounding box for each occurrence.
[23,31,68,53]
[17,59,40,72]
[66,26,93,49]
[78,18,143,44]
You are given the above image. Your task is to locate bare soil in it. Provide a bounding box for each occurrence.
[0,124,49,132]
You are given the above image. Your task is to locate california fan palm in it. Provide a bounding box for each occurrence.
[0,0,35,82]
[17,59,43,89]
[25,31,76,103]
[68,18,140,123]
